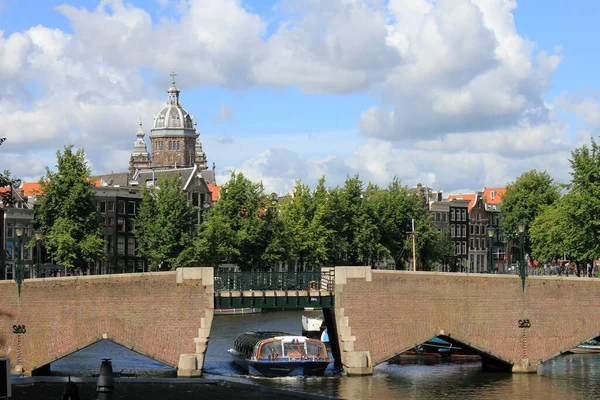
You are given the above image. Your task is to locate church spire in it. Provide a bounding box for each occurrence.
[129,118,151,174]
[168,71,180,106]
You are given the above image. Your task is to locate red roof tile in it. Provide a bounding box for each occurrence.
[22,182,43,196]
[482,187,505,205]
[207,183,220,203]
[447,193,477,213]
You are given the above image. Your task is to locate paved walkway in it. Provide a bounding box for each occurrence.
[10,377,338,399]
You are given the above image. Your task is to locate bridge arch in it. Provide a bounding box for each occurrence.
[1,269,214,377]
[332,267,600,375]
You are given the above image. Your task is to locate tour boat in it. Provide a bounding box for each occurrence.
[569,340,600,354]
[228,331,332,377]
[301,314,325,338]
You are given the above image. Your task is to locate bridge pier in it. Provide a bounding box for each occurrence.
[176,268,214,378]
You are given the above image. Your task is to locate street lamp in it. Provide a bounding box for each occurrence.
[15,223,24,295]
[517,220,526,291]
[34,228,43,278]
[487,226,496,274]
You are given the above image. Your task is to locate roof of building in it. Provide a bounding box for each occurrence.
[22,182,43,196]
[93,173,131,187]
[151,82,195,132]
[482,187,506,205]
[207,183,220,203]
[447,193,477,212]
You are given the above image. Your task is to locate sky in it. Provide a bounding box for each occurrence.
[0,0,598,196]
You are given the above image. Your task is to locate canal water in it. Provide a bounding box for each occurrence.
[49,310,600,399]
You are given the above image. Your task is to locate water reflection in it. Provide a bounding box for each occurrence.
[51,340,175,377]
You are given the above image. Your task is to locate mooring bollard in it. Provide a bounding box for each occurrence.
[96,358,115,400]
[62,376,80,400]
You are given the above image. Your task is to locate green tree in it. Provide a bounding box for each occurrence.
[134,175,197,270]
[35,145,104,271]
[430,228,455,271]
[279,180,331,271]
[499,169,561,258]
[0,138,21,207]
[195,172,282,271]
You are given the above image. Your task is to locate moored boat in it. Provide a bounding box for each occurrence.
[569,340,600,354]
[228,331,332,377]
[215,308,263,315]
[402,337,478,359]
[301,314,325,338]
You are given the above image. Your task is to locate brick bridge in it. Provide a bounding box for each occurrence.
[1,267,598,376]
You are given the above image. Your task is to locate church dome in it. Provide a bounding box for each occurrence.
[152,77,195,131]
[153,104,194,129]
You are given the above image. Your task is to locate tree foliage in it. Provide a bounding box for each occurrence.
[35,145,104,270]
[134,175,197,270]
[499,169,561,257]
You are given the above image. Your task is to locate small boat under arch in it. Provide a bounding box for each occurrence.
[228,331,332,377]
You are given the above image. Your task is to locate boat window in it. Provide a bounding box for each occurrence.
[259,342,281,359]
[284,340,305,357]
[305,341,325,357]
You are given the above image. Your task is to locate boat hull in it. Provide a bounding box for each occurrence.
[569,346,600,354]
[229,350,330,377]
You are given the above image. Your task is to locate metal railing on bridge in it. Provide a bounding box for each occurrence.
[214,269,335,293]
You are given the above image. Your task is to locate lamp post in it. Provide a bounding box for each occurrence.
[487,226,495,274]
[517,220,526,291]
[34,228,43,278]
[15,223,24,295]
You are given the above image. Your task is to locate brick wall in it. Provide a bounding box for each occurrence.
[0,270,211,374]
[336,268,600,372]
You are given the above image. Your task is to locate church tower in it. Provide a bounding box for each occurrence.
[149,73,198,169]
[129,119,151,174]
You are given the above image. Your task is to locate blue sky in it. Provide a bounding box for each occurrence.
[0,0,598,195]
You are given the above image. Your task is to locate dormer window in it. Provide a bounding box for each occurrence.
[490,191,496,200]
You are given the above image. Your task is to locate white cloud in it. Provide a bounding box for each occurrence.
[0,0,587,196]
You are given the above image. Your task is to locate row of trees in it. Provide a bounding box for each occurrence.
[499,138,600,275]
[27,145,459,272]
[29,136,600,274]
[136,172,457,271]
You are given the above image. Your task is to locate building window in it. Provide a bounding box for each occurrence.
[117,218,125,232]
[450,209,455,221]
[127,201,136,215]
[108,201,115,212]
[470,238,474,250]
[456,243,461,255]
[107,235,113,253]
[99,202,106,214]
[443,213,447,222]
[6,242,13,259]
[462,225,466,238]
[127,260,135,272]
[6,223,12,238]
[168,141,173,151]
[136,260,145,273]
[157,142,164,151]
[462,242,467,255]
[491,191,495,200]
[462,209,467,221]
[107,216,114,227]
[470,225,474,235]
[23,247,30,260]
[450,225,455,238]
[117,237,125,255]
[127,238,135,256]
[481,239,486,249]
[6,263,13,280]
[118,201,126,214]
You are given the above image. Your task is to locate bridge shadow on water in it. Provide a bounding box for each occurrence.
[46,340,176,378]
